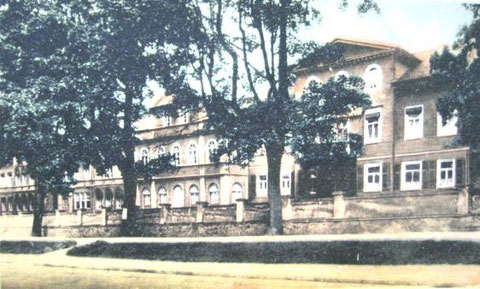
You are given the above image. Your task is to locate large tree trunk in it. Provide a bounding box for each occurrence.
[120,86,138,236]
[266,144,284,234]
[31,186,46,237]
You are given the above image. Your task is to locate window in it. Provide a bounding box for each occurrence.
[405,105,423,140]
[158,186,168,204]
[114,189,123,209]
[140,148,149,165]
[157,146,166,158]
[364,163,382,192]
[162,115,172,127]
[171,144,180,166]
[105,168,113,179]
[437,112,458,137]
[208,183,219,204]
[142,187,151,207]
[104,188,113,208]
[187,142,197,164]
[437,159,455,188]
[232,183,243,202]
[172,185,184,208]
[258,175,268,197]
[334,121,350,142]
[401,161,422,191]
[364,64,383,91]
[281,173,291,196]
[207,139,218,163]
[182,112,190,124]
[189,185,200,206]
[74,192,91,210]
[364,108,382,144]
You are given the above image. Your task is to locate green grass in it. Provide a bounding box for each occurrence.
[0,240,76,254]
[67,240,480,264]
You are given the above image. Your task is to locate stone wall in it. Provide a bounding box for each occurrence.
[204,205,236,223]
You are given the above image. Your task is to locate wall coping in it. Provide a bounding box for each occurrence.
[347,190,459,201]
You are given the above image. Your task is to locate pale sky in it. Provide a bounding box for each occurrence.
[305,0,475,52]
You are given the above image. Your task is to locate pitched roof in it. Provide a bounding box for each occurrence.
[394,48,439,83]
[331,37,402,50]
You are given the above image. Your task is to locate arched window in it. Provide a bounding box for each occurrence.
[142,187,151,207]
[208,183,219,204]
[114,188,123,209]
[335,70,350,80]
[140,147,149,165]
[95,189,103,210]
[304,76,321,92]
[157,146,166,158]
[189,185,200,206]
[207,139,217,163]
[172,185,184,208]
[105,188,113,208]
[364,64,383,91]
[171,144,180,166]
[187,142,198,164]
[158,186,168,204]
[232,183,243,202]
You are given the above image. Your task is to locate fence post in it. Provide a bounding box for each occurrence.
[457,187,470,214]
[196,202,208,223]
[333,191,345,219]
[160,204,171,224]
[121,208,128,220]
[55,209,61,227]
[101,208,107,226]
[281,196,293,221]
[77,209,83,226]
[236,199,247,223]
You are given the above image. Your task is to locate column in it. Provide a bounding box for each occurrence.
[135,184,141,207]
[101,208,107,226]
[199,175,206,202]
[235,198,247,223]
[77,209,83,226]
[55,209,61,227]
[457,187,470,215]
[333,191,345,219]
[219,175,231,205]
[281,196,293,221]
[196,201,207,223]
[150,181,157,209]
[160,204,171,224]
[68,192,74,213]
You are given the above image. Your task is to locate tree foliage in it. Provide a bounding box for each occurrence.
[430,4,480,185]
[162,0,376,234]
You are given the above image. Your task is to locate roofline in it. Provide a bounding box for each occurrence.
[331,37,402,50]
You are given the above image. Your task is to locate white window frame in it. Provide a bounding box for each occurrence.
[206,139,218,163]
[401,161,422,191]
[162,115,172,127]
[208,183,219,204]
[437,159,456,189]
[364,107,382,144]
[189,185,200,206]
[158,186,168,204]
[142,187,151,207]
[171,144,181,166]
[404,105,424,140]
[281,173,291,196]
[363,162,382,192]
[364,64,383,91]
[140,147,150,165]
[257,175,268,197]
[74,192,91,210]
[232,183,243,202]
[437,112,458,137]
[172,185,184,208]
[187,142,198,165]
[157,146,166,158]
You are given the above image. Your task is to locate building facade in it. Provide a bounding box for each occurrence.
[293,38,469,196]
[0,38,472,216]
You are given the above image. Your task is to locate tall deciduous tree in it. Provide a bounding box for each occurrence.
[64,0,202,234]
[162,0,376,234]
[0,0,87,236]
[430,4,480,189]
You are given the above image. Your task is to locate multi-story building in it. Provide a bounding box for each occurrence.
[293,38,469,196]
[0,37,472,216]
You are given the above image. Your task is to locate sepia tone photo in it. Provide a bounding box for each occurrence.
[0,0,479,288]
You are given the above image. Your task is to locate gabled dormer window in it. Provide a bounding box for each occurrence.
[364,64,383,91]
[437,111,458,137]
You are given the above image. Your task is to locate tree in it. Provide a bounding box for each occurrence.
[62,0,203,235]
[0,0,87,236]
[430,4,480,189]
[162,0,376,234]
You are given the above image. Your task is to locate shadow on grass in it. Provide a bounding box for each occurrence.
[1,240,77,254]
[67,240,480,265]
